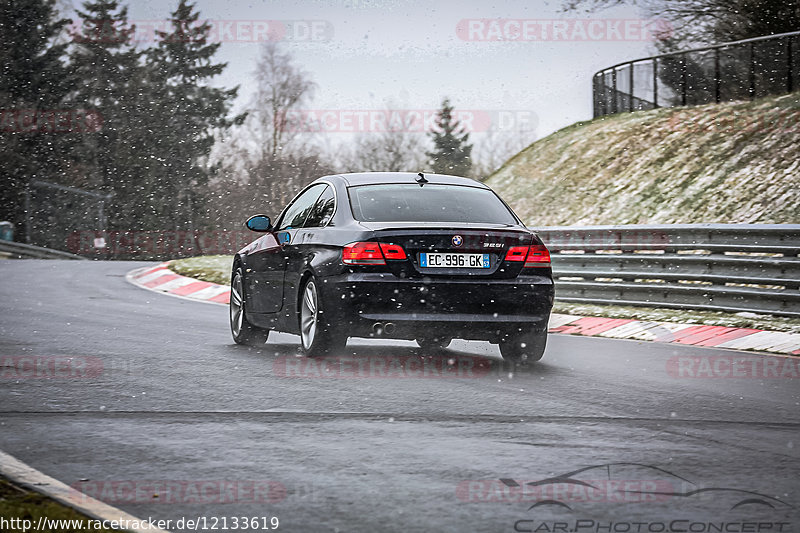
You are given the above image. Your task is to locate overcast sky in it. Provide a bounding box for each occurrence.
[68,0,659,147]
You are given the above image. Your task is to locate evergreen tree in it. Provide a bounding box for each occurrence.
[69,0,143,229]
[148,0,243,231]
[0,0,73,235]
[426,98,473,176]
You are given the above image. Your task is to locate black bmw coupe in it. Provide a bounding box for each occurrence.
[230,172,554,362]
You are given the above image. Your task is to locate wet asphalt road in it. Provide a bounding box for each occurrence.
[0,260,798,532]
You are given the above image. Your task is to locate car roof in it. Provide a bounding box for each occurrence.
[318,172,490,188]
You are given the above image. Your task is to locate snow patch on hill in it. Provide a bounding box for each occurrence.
[487,92,800,226]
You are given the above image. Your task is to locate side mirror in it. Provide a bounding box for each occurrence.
[245,214,272,232]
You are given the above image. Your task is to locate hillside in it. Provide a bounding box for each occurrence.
[486,92,800,225]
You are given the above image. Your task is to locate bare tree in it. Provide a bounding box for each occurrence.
[471,129,537,180]
[207,43,330,227]
[334,106,537,179]
[563,0,800,48]
[249,42,316,159]
[336,109,429,172]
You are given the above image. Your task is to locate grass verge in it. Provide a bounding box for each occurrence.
[169,254,232,286]
[0,476,115,532]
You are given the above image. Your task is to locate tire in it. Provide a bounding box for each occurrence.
[230,268,268,346]
[299,277,346,357]
[499,330,547,363]
[416,336,452,352]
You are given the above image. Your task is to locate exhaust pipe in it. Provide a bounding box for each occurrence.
[384,322,396,334]
[372,322,384,336]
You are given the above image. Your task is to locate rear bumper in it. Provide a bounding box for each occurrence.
[318,271,554,341]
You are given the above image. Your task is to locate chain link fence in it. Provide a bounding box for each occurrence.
[593,31,800,117]
[23,180,253,260]
[24,180,111,254]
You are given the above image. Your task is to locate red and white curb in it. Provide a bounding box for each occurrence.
[128,263,800,356]
[126,262,230,305]
[548,315,800,355]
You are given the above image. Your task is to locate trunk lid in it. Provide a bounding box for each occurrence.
[360,223,535,278]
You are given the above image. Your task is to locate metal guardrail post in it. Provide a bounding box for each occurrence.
[749,41,756,99]
[629,63,635,112]
[788,36,794,94]
[593,74,601,118]
[652,58,659,108]
[680,53,687,106]
[612,69,618,114]
[714,47,721,103]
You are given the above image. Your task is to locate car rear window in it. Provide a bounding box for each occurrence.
[348,184,519,224]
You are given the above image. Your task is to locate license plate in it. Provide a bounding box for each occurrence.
[419,253,490,268]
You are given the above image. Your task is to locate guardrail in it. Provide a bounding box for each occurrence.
[536,224,800,318]
[0,240,87,260]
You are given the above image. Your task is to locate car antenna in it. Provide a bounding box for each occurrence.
[416,172,428,186]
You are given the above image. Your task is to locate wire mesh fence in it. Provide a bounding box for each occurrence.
[593,31,800,117]
[23,180,254,260]
[24,180,111,254]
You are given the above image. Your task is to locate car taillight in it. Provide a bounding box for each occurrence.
[524,245,551,267]
[342,242,407,265]
[379,243,407,260]
[504,245,551,267]
[343,242,384,264]
[504,246,528,261]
